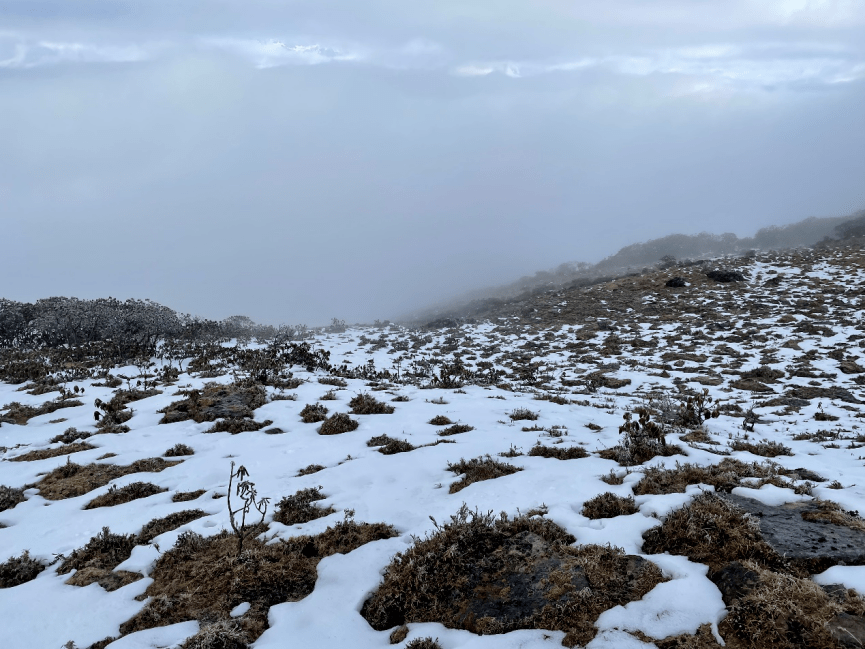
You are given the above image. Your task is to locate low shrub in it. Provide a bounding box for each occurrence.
[437,424,474,437]
[138,509,208,544]
[582,493,638,519]
[729,439,793,457]
[447,456,522,494]
[50,427,92,444]
[0,485,25,512]
[318,413,359,436]
[527,443,588,460]
[165,443,194,457]
[509,407,539,421]
[9,442,96,462]
[349,393,395,415]
[0,550,45,588]
[633,458,781,495]
[85,482,168,509]
[204,418,273,434]
[300,403,329,423]
[273,487,335,526]
[173,489,207,503]
[428,415,453,426]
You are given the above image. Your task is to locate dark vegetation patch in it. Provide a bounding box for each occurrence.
[165,443,194,457]
[527,443,588,460]
[597,409,684,466]
[57,527,143,591]
[317,413,359,435]
[447,456,522,494]
[318,376,348,388]
[582,492,639,519]
[173,490,207,503]
[159,383,267,424]
[801,499,865,533]
[119,515,397,644]
[84,481,168,509]
[437,423,474,436]
[641,492,789,574]
[204,418,273,434]
[0,397,83,425]
[0,550,45,588]
[33,457,180,500]
[297,464,326,476]
[138,510,209,544]
[634,458,782,495]
[300,403,329,423]
[349,393,395,415]
[509,407,539,421]
[9,442,96,462]
[535,393,571,405]
[428,415,453,425]
[273,487,336,526]
[0,485,25,512]
[367,435,417,454]
[360,505,664,647]
[729,438,794,457]
[50,427,93,444]
[405,639,442,649]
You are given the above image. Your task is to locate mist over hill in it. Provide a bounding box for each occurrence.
[404,208,865,324]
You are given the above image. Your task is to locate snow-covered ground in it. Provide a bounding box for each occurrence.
[4,246,865,648]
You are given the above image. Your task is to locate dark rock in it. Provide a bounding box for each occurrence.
[828,612,865,649]
[665,277,687,288]
[706,270,745,283]
[711,561,760,605]
[721,493,865,573]
[839,360,865,375]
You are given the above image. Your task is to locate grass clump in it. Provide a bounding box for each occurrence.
[801,499,865,532]
[85,481,168,509]
[50,427,92,444]
[0,485,25,512]
[527,443,588,460]
[405,639,442,649]
[350,393,395,415]
[641,492,786,574]
[120,514,396,644]
[173,489,207,503]
[204,418,273,434]
[582,493,638,519]
[297,464,326,476]
[318,413,359,435]
[367,435,417,455]
[165,443,194,457]
[0,550,45,588]
[428,415,453,425]
[437,424,474,437]
[159,383,267,425]
[509,407,539,421]
[33,457,180,500]
[300,403,329,423]
[180,619,249,649]
[598,409,684,466]
[361,504,664,647]
[318,376,348,388]
[447,456,522,494]
[273,487,336,526]
[57,526,142,591]
[729,438,793,457]
[0,397,83,425]
[138,510,209,544]
[633,458,780,495]
[9,442,96,462]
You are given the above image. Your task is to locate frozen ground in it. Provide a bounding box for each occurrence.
[3,244,865,648]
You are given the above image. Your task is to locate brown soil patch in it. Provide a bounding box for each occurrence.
[447,456,523,494]
[33,457,181,500]
[9,442,96,462]
[361,505,664,647]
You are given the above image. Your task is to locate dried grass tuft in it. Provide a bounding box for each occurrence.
[85,481,167,509]
[447,456,522,494]
[527,443,588,460]
[273,487,336,526]
[350,393,395,415]
[0,550,45,588]
[582,492,638,519]
[317,413,359,435]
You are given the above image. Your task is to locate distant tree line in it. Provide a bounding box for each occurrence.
[0,297,301,355]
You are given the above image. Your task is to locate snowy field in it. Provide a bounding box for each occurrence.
[4,246,865,649]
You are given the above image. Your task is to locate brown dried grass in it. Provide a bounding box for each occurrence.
[447,456,523,494]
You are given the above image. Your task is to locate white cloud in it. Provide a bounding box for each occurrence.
[203,39,359,69]
[0,36,151,68]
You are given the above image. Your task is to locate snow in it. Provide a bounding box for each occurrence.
[4,250,865,647]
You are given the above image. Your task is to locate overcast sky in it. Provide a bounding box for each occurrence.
[1,1,864,325]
